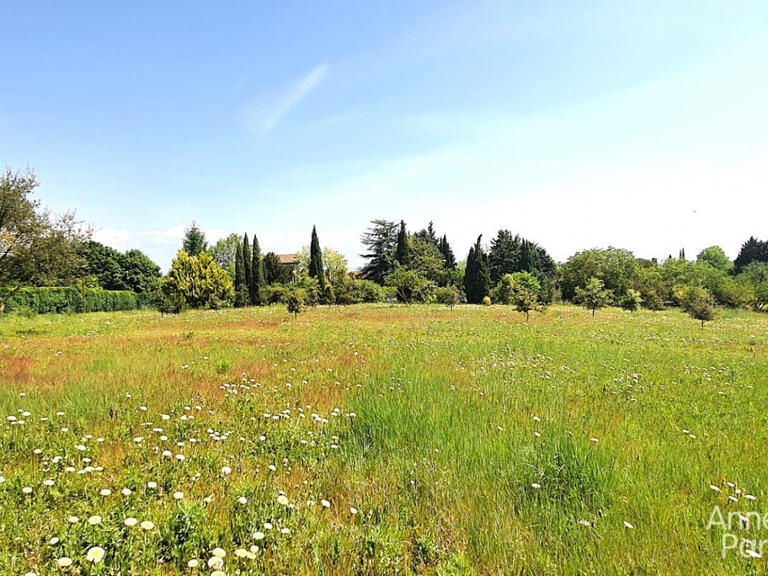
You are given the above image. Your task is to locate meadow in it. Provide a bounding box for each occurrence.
[1,304,767,575]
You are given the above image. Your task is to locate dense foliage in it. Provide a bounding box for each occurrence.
[160,251,233,312]
[464,235,491,304]
[0,168,90,312]
[3,167,768,323]
[79,241,161,295]
[2,286,143,314]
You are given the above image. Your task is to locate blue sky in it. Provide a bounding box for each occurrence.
[2,1,767,269]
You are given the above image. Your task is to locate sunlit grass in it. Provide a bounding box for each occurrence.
[0,304,766,574]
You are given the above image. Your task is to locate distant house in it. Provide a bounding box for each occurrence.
[277,253,299,282]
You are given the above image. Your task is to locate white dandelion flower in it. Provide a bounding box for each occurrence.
[86,546,106,563]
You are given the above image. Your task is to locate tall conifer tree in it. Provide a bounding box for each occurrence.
[439,235,457,269]
[234,240,248,307]
[395,220,410,266]
[464,235,490,303]
[250,235,265,305]
[309,225,325,287]
[242,233,252,292]
[520,240,536,273]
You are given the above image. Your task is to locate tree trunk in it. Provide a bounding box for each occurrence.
[526,311,530,323]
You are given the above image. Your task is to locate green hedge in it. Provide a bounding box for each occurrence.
[2,287,145,314]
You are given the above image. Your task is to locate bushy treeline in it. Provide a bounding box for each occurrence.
[156,219,562,318]
[560,244,768,312]
[79,241,161,295]
[2,286,145,314]
[158,223,397,312]
[3,168,767,320]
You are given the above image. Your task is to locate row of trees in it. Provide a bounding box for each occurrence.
[159,223,392,312]
[2,168,767,319]
[558,245,768,312]
[356,221,558,321]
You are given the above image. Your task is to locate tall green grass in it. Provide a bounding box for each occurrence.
[0,304,766,574]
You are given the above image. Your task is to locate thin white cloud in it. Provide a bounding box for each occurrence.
[93,224,233,271]
[257,64,328,135]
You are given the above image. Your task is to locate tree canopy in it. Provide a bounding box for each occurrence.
[1,168,90,312]
[182,221,208,256]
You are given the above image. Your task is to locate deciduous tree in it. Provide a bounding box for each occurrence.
[0,168,90,313]
[682,286,717,328]
[574,277,613,316]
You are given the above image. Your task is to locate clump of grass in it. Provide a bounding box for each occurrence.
[513,427,614,516]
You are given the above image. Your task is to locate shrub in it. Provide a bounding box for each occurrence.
[161,251,233,310]
[434,286,458,308]
[352,279,388,303]
[319,282,335,305]
[264,284,288,304]
[492,274,515,305]
[286,290,305,317]
[2,286,142,314]
[385,267,436,304]
[482,296,491,306]
[620,289,642,312]
[296,277,319,306]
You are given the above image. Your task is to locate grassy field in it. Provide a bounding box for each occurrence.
[1,304,767,575]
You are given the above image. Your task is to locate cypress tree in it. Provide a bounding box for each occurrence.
[234,241,244,289]
[520,240,536,273]
[464,235,490,303]
[242,233,252,293]
[395,220,410,266]
[234,241,248,307]
[250,235,265,305]
[308,225,326,287]
[477,240,490,300]
[464,245,477,302]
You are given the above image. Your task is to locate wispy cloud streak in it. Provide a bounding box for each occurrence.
[260,64,327,134]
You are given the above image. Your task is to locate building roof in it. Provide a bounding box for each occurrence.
[277,253,298,265]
